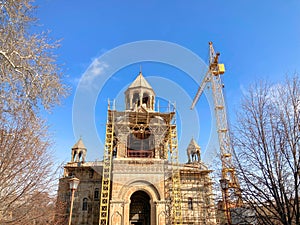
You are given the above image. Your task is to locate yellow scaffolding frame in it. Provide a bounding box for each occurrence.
[169,113,183,224]
[99,108,115,225]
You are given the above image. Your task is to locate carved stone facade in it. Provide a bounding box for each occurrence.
[57,72,216,225]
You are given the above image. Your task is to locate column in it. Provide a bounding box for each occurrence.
[130,96,133,109]
[139,92,143,107]
[149,95,153,110]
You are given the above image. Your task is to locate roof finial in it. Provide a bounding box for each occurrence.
[139,64,142,74]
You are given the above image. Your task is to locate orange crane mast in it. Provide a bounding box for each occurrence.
[191,42,243,219]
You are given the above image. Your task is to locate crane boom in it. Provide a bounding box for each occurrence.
[190,70,210,110]
[191,42,243,214]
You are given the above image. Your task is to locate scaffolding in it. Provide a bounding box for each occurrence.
[168,113,183,224]
[99,106,115,225]
[179,166,216,225]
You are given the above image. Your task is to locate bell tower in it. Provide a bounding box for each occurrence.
[124,71,155,111]
[109,71,170,159]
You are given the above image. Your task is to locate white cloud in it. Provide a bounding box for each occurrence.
[80,58,109,85]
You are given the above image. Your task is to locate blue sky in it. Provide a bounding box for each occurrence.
[35,0,300,165]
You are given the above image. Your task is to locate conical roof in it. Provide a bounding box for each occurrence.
[187,138,200,150]
[128,72,153,90]
[72,138,86,149]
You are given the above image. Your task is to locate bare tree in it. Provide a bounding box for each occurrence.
[0,0,67,121]
[0,113,58,224]
[233,75,300,225]
[0,0,68,223]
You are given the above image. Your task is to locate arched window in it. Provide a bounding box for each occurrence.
[94,188,99,200]
[82,198,88,211]
[133,92,140,107]
[72,151,77,162]
[142,93,149,107]
[188,197,193,210]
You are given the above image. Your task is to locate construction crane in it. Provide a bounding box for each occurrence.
[191,42,243,223]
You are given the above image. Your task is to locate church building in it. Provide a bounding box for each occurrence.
[57,72,216,225]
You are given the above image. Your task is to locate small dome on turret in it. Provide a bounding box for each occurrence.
[125,71,155,111]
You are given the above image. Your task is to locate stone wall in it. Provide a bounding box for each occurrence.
[57,161,216,225]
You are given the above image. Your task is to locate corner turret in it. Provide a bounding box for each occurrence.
[71,138,87,163]
[187,138,201,163]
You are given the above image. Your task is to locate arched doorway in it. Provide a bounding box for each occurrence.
[129,191,150,225]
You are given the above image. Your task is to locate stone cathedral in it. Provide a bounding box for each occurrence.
[57,72,216,225]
